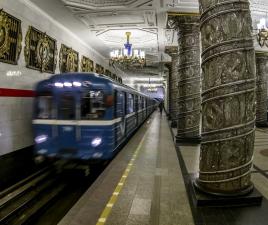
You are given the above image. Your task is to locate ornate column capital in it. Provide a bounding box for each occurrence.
[166,13,200,30]
[165,46,178,57]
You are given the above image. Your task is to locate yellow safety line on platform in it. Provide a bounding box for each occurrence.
[96,125,149,225]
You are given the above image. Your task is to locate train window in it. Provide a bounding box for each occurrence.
[138,96,142,110]
[134,95,138,111]
[141,97,145,109]
[36,96,53,119]
[58,94,76,120]
[127,94,134,113]
[115,91,123,118]
[81,90,105,119]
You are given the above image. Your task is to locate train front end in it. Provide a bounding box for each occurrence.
[33,73,115,162]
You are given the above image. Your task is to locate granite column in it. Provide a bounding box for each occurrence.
[255,52,268,127]
[175,15,201,143]
[196,0,256,195]
[165,46,179,127]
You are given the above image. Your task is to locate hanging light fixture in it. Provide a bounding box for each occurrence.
[257,18,268,47]
[109,32,146,68]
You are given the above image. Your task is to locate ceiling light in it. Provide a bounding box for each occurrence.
[109,32,146,69]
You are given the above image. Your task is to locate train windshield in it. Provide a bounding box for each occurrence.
[81,90,105,119]
[36,95,53,119]
[58,93,76,120]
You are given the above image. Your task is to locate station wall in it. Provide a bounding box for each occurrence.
[0,0,118,156]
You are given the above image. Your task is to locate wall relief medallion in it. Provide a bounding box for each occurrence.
[81,55,94,72]
[0,9,22,65]
[95,63,104,74]
[105,69,112,77]
[59,44,79,73]
[24,26,57,73]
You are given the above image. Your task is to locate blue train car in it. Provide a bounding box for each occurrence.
[33,73,156,162]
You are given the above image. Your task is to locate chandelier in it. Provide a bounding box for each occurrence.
[257,18,268,47]
[109,32,146,68]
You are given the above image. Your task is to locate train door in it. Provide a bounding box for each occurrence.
[146,98,148,117]
[134,95,138,127]
[115,91,126,146]
[57,92,78,155]
[122,92,127,137]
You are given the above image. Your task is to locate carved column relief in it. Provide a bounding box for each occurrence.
[255,52,268,127]
[197,0,256,195]
[176,15,201,142]
[165,46,179,126]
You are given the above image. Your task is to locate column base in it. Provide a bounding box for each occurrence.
[256,121,268,128]
[170,121,177,128]
[189,175,263,207]
[176,135,201,144]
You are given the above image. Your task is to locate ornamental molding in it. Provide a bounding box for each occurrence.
[61,0,153,10]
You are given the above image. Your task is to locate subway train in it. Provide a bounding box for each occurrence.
[32,73,156,162]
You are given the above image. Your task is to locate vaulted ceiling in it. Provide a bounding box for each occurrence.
[29,0,268,85]
[29,0,200,72]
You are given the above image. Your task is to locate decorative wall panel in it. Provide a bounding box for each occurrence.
[197,0,256,195]
[59,44,79,73]
[95,63,104,74]
[24,26,57,73]
[81,55,94,72]
[105,69,112,77]
[0,9,22,65]
[112,73,117,80]
[117,76,123,84]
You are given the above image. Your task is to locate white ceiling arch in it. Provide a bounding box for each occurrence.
[28,0,268,78]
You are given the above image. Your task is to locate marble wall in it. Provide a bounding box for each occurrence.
[0,0,117,156]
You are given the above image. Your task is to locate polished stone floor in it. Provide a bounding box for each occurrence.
[59,113,268,225]
[177,127,268,225]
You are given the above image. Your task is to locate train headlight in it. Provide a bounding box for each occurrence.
[35,135,48,144]
[64,82,72,87]
[54,82,63,88]
[91,137,102,147]
[73,81,82,87]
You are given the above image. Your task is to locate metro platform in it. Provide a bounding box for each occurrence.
[58,112,268,225]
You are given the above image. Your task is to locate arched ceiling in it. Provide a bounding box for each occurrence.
[29,0,268,87]
[29,0,199,68]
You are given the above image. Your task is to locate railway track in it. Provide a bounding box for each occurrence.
[0,162,72,225]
